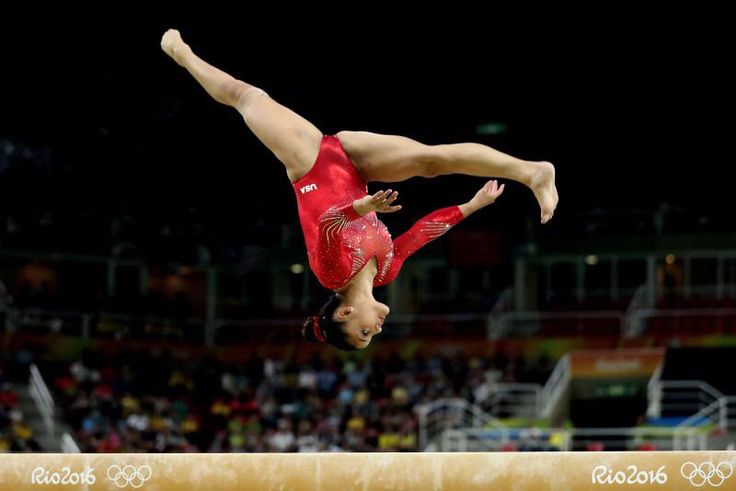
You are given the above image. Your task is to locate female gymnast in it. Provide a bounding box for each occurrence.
[160,29,558,350]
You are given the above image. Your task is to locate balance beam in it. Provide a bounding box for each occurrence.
[1,452,734,490]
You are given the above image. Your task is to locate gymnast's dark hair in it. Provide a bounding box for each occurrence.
[302,294,358,351]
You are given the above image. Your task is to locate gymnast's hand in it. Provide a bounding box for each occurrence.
[353,190,402,216]
[459,180,505,217]
[472,180,505,208]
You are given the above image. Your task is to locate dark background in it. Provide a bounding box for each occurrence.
[0,3,733,236]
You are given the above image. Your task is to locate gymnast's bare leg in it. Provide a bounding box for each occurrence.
[160,29,321,182]
[336,131,558,223]
[160,29,557,223]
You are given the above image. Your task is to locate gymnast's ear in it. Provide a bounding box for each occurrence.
[334,306,354,320]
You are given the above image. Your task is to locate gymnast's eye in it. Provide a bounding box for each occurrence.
[361,329,370,337]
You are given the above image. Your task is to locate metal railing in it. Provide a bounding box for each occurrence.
[416,398,502,450]
[647,377,736,450]
[10,306,494,345]
[13,297,734,345]
[28,364,55,439]
[486,287,514,340]
[16,308,207,342]
[570,427,706,451]
[673,394,736,450]
[540,354,571,419]
[624,285,650,336]
[434,426,707,452]
[437,428,514,452]
[678,396,736,428]
[673,396,736,448]
[633,307,736,336]
[61,433,81,453]
[647,380,724,419]
[477,383,542,420]
[645,362,664,419]
[488,310,624,339]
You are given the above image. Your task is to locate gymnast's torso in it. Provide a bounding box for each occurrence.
[292,135,464,291]
[292,135,396,290]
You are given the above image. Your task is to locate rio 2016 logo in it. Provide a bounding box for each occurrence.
[592,465,668,485]
[31,466,96,485]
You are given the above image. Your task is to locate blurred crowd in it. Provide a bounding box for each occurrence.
[47,349,552,453]
[0,361,41,452]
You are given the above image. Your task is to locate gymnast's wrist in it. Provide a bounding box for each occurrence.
[352,198,370,216]
[458,201,479,218]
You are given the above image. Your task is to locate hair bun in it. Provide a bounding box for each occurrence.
[301,316,322,343]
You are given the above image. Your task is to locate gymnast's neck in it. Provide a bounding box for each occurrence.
[337,260,377,302]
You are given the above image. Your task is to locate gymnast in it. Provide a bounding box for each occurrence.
[161,29,558,350]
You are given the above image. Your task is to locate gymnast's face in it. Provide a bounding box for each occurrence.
[333,299,389,349]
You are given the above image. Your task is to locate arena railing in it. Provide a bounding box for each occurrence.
[437,425,707,452]
[476,383,542,420]
[674,395,736,437]
[488,310,624,339]
[415,398,503,451]
[28,363,56,439]
[540,354,571,420]
[647,380,724,420]
[9,306,493,344]
[630,307,736,337]
[486,287,514,340]
[60,433,81,453]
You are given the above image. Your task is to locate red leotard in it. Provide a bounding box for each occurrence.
[292,135,465,291]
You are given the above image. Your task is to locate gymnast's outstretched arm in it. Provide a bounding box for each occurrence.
[376,180,505,286]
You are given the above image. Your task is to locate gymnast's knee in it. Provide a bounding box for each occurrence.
[419,146,451,178]
[232,81,268,113]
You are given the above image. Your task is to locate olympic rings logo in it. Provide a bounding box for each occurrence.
[106,464,153,488]
[680,462,733,487]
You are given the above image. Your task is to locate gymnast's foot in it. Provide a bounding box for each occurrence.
[528,161,558,224]
[161,29,191,66]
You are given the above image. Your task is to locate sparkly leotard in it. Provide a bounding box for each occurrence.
[292,135,465,291]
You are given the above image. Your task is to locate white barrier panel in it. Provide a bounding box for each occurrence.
[0,452,735,490]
